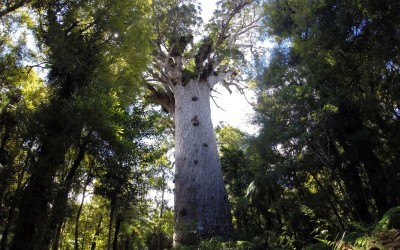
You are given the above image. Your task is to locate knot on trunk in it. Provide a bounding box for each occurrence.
[192,96,198,101]
[168,57,176,67]
[191,116,200,127]
[178,207,187,217]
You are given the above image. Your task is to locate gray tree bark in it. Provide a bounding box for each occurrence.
[172,79,232,245]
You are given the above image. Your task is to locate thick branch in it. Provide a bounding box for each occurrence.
[195,38,213,71]
[211,94,226,111]
[215,0,255,48]
[146,83,175,114]
[145,0,261,114]
[196,0,261,81]
[227,16,263,46]
[206,71,234,88]
[0,0,31,18]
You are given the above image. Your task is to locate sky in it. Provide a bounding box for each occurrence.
[200,0,262,135]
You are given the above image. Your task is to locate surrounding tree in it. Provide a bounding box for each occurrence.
[216,125,259,240]
[0,0,159,249]
[249,0,400,248]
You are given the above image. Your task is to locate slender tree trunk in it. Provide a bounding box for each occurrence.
[0,121,13,207]
[328,137,372,223]
[0,169,25,250]
[0,198,16,250]
[173,80,233,245]
[10,99,79,249]
[309,172,346,230]
[0,166,13,211]
[75,173,91,250]
[387,157,400,206]
[157,166,166,250]
[112,218,122,250]
[339,163,371,222]
[90,215,103,250]
[10,141,67,250]
[52,218,65,250]
[107,197,116,250]
[45,139,88,249]
[358,144,389,216]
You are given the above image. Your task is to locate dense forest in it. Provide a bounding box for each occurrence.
[1,0,399,249]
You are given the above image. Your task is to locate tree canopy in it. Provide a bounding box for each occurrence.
[1,0,400,249]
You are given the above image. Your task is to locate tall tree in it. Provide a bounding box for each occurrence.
[145,0,263,245]
[4,0,153,249]
[0,6,48,249]
[250,0,400,247]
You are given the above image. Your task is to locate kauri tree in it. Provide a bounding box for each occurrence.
[145,0,264,245]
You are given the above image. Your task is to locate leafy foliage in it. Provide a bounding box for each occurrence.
[247,0,400,248]
[1,0,400,249]
[0,0,168,249]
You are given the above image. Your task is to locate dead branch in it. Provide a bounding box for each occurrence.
[25,62,48,75]
[211,95,226,111]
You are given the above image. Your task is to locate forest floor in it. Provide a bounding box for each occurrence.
[339,229,400,250]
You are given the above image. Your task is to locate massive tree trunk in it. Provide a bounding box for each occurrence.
[148,1,260,245]
[173,79,232,245]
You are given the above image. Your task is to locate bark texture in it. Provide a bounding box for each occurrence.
[173,80,232,245]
